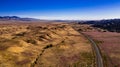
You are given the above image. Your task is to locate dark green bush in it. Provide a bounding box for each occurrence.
[26,39,37,45]
[43,44,53,49]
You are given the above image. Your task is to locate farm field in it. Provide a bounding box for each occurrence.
[0,21,94,67]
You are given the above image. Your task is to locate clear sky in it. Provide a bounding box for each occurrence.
[0,0,120,20]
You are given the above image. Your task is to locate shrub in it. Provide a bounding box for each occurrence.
[26,39,37,45]
[43,44,53,49]
[15,32,26,36]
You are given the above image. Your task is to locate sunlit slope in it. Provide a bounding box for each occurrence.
[0,23,94,67]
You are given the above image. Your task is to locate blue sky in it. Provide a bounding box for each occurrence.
[0,0,120,20]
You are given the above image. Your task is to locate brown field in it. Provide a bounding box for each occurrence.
[0,21,94,67]
[72,23,120,67]
[83,32,120,67]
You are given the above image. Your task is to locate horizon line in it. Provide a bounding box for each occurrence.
[0,15,120,21]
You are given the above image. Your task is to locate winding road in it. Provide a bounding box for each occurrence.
[80,32,104,67]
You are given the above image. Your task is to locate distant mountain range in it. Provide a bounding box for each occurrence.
[0,16,40,21]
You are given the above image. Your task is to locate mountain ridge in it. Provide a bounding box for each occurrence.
[0,16,40,21]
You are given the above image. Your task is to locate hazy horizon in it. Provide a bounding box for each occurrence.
[0,0,120,20]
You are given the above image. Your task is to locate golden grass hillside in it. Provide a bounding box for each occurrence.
[0,22,94,67]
